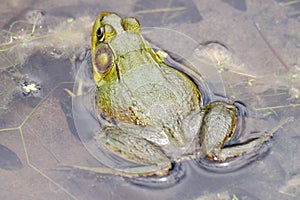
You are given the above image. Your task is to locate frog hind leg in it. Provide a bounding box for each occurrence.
[79,127,172,177]
[206,116,293,161]
[212,136,270,161]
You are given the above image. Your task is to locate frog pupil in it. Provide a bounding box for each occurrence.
[96,27,104,41]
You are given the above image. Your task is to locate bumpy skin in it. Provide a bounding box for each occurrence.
[201,102,237,161]
[73,12,270,177]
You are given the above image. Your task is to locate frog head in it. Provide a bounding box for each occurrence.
[91,12,147,84]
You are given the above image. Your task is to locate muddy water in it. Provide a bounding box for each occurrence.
[0,0,299,200]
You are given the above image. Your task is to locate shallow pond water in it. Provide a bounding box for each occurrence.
[0,0,299,200]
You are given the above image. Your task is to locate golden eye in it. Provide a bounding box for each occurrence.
[95,25,116,43]
[93,43,114,74]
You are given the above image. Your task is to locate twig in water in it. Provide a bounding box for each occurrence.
[254,22,289,70]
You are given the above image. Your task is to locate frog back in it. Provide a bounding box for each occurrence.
[97,50,201,126]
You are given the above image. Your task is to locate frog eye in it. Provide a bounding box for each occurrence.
[93,43,114,74]
[121,17,140,32]
[96,25,116,43]
[96,27,105,42]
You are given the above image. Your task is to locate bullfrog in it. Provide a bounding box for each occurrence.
[74,12,278,177]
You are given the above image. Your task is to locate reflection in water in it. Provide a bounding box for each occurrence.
[0,144,22,170]
[221,0,247,11]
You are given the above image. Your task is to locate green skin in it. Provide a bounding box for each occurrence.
[77,12,270,177]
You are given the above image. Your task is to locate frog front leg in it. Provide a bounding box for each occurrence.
[77,127,172,177]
